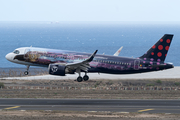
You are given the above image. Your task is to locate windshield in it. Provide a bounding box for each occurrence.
[13,50,20,54]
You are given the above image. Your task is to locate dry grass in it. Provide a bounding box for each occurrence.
[0,68,48,78]
[0,89,180,99]
[0,110,179,120]
[1,79,180,99]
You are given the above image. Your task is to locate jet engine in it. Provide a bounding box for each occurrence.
[48,64,75,76]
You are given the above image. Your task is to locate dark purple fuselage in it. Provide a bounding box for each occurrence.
[14,47,174,74]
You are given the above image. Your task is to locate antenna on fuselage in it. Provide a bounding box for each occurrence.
[30,45,32,47]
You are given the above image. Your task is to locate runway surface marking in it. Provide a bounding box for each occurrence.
[4,106,20,110]
[138,109,154,112]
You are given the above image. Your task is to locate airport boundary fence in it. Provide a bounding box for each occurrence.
[1,86,180,91]
[0,68,48,78]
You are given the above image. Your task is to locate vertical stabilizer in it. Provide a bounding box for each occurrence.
[140,34,173,62]
[114,46,123,56]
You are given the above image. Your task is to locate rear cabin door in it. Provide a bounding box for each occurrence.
[134,60,140,70]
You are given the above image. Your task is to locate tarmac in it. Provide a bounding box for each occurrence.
[2,66,180,80]
[1,99,180,113]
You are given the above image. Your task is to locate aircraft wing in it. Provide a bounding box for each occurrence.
[66,50,98,72]
[114,46,123,56]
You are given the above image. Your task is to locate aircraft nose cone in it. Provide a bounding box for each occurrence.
[5,53,13,61]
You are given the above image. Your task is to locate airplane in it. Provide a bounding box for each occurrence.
[114,46,123,56]
[103,46,123,56]
[5,34,174,82]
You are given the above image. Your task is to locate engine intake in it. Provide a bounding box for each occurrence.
[48,64,66,76]
[48,64,75,76]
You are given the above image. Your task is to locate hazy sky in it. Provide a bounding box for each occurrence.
[0,0,180,21]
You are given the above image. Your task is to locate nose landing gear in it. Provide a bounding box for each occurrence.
[24,65,30,75]
[24,71,29,75]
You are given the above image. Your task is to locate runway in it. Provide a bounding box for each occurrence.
[1,99,180,114]
[2,67,180,80]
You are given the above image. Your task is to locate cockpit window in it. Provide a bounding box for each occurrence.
[13,50,20,54]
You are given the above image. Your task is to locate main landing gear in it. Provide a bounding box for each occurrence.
[24,65,30,75]
[83,73,89,81]
[77,74,89,82]
[76,69,89,82]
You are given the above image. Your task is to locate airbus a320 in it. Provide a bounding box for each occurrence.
[6,34,174,82]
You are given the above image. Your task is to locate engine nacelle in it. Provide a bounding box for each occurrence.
[48,64,75,76]
[48,64,66,76]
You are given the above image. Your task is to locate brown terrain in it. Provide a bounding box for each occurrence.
[1,69,180,119]
[1,79,180,99]
[1,110,180,120]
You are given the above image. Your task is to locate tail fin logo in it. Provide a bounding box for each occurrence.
[157,52,162,57]
[158,45,163,50]
[167,39,171,43]
[140,34,173,62]
[165,46,169,51]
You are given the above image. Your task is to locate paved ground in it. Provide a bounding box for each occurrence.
[2,67,180,80]
[1,99,180,114]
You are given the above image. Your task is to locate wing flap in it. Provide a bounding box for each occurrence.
[66,50,98,72]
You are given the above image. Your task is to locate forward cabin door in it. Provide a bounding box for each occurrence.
[24,49,30,60]
[134,60,140,70]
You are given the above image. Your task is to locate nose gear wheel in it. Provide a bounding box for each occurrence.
[24,65,30,75]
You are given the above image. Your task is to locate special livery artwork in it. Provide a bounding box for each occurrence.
[6,34,174,82]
